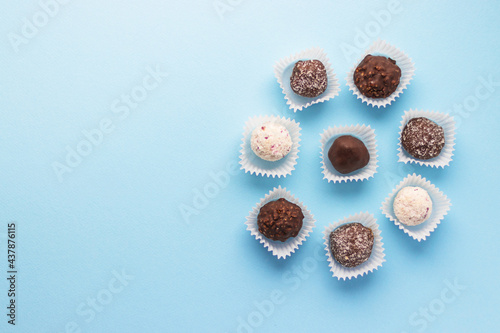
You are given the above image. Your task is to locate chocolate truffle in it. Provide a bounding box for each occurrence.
[353,55,401,98]
[257,198,304,242]
[393,186,433,226]
[330,223,374,268]
[290,60,328,98]
[401,117,445,160]
[251,122,292,162]
[328,135,370,174]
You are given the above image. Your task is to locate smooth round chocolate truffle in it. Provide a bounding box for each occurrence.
[353,55,401,98]
[290,60,328,98]
[328,135,370,174]
[251,122,292,162]
[257,198,304,242]
[393,186,433,226]
[330,223,374,268]
[401,117,445,160]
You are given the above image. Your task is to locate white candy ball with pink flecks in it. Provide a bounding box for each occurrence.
[393,186,433,226]
[250,122,292,162]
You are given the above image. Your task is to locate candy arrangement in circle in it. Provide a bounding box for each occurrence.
[241,40,454,280]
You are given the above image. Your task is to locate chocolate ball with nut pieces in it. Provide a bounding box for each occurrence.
[353,54,401,98]
[257,198,304,242]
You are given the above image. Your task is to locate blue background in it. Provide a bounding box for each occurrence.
[1,0,499,332]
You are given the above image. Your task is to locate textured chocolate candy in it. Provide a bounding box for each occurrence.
[401,117,445,160]
[257,198,304,242]
[290,60,328,98]
[353,55,401,98]
[330,223,374,268]
[328,135,370,174]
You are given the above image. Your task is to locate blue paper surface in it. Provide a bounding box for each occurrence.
[1,1,499,332]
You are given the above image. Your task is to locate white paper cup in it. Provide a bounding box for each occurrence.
[346,40,415,108]
[245,186,315,259]
[239,115,301,178]
[320,125,378,183]
[274,47,341,112]
[323,212,385,280]
[397,109,456,168]
[381,173,452,241]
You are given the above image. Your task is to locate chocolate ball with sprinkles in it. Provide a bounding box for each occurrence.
[329,223,374,268]
[393,186,433,226]
[251,122,292,162]
[257,198,304,242]
[401,117,445,160]
[290,60,328,98]
[353,54,401,98]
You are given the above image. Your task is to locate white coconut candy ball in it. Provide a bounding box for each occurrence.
[393,186,433,226]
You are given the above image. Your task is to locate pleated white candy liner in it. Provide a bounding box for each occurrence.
[245,186,315,259]
[323,212,385,280]
[381,173,451,242]
[346,40,415,108]
[239,115,301,178]
[397,110,456,168]
[274,47,341,112]
[319,125,378,183]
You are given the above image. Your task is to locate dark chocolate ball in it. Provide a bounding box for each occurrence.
[257,198,304,242]
[353,55,401,98]
[290,60,328,98]
[330,223,374,268]
[328,135,370,174]
[401,117,445,160]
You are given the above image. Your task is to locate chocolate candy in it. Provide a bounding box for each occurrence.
[353,55,401,98]
[290,60,328,98]
[328,135,370,174]
[257,198,304,242]
[401,117,445,160]
[330,223,374,268]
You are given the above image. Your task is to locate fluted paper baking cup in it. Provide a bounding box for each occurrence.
[320,125,378,183]
[274,47,340,112]
[346,40,415,108]
[246,186,315,259]
[323,212,385,280]
[397,110,456,168]
[239,115,301,178]
[381,173,451,241]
